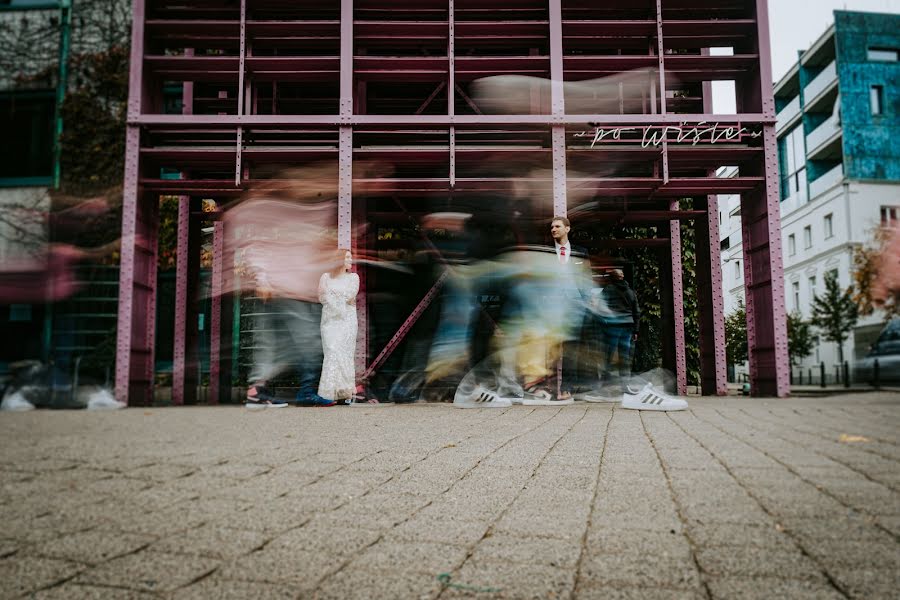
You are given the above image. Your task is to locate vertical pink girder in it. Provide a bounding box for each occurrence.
[172,196,191,405]
[209,220,230,404]
[669,200,687,395]
[549,0,566,216]
[115,0,149,405]
[696,194,728,395]
[740,0,789,397]
[338,128,353,250]
[697,52,727,396]
[741,127,789,397]
[339,0,353,119]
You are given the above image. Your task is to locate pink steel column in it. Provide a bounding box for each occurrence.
[449,0,455,187]
[338,0,353,249]
[696,52,728,395]
[115,0,148,405]
[171,195,197,405]
[669,200,687,395]
[696,193,728,395]
[209,221,225,404]
[549,0,566,216]
[657,0,685,393]
[741,0,789,397]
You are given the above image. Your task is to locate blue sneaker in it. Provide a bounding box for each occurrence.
[295,391,336,407]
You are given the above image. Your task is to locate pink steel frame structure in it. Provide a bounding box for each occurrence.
[116,0,789,405]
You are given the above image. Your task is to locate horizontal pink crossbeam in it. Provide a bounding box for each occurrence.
[132,114,775,126]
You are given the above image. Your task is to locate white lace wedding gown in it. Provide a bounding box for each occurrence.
[318,272,359,400]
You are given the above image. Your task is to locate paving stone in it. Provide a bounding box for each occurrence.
[31,529,153,565]
[685,522,795,549]
[33,584,158,599]
[443,559,575,600]
[346,540,469,575]
[705,576,845,600]
[150,524,268,559]
[577,553,700,590]
[586,528,694,560]
[574,585,705,599]
[316,567,442,600]
[215,547,330,590]
[827,566,900,599]
[470,534,583,569]
[74,550,219,593]
[170,576,303,600]
[694,546,824,581]
[386,515,491,546]
[0,556,83,597]
[267,521,382,555]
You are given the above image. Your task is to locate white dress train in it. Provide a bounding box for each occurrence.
[317,272,359,400]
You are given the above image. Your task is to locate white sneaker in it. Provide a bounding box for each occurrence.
[497,387,525,405]
[576,390,622,403]
[621,384,688,411]
[454,385,512,409]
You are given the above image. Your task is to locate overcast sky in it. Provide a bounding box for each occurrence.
[713,0,900,113]
[769,0,900,80]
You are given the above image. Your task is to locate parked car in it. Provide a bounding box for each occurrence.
[855,318,900,384]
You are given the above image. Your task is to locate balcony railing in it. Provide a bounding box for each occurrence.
[806,117,841,156]
[776,95,801,131]
[809,162,843,199]
[803,60,837,104]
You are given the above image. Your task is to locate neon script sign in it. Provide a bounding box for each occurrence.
[573,122,763,148]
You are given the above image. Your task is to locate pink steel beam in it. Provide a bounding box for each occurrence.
[669,199,687,395]
[172,196,191,405]
[696,52,727,396]
[131,114,776,127]
[209,221,224,405]
[742,0,789,397]
[115,0,147,405]
[549,0,566,216]
[340,0,353,119]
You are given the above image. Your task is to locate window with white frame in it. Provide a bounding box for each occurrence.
[808,276,817,300]
[788,233,796,255]
[778,125,807,203]
[792,281,800,311]
[881,206,898,226]
[803,225,812,249]
[824,213,833,238]
[734,260,741,280]
[871,85,884,116]
[868,48,898,62]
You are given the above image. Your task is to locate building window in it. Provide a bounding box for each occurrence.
[881,206,898,226]
[792,281,800,311]
[870,85,884,116]
[808,276,817,300]
[734,261,741,280]
[868,48,898,62]
[788,233,796,256]
[0,91,55,181]
[803,225,812,249]
[778,125,807,203]
[824,213,833,238]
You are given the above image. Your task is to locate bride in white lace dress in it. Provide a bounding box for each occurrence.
[317,249,359,402]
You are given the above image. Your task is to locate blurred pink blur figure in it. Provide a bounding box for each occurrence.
[0,244,85,303]
[872,223,900,310]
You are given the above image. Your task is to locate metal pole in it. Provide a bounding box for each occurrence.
[52,0,72,189]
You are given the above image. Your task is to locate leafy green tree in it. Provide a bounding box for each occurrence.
[725,300,748,366]
[786,311,816,365]
[811,271,859,364]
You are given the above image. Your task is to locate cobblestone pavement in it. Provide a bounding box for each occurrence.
[1,392,899,599]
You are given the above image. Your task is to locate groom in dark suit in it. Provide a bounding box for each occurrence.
[549,216,592,401]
